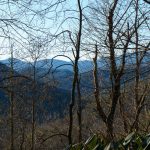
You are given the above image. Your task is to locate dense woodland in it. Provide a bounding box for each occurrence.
[0,0,150,149]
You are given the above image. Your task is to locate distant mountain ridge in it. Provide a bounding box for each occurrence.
[1,52,150,89]
[0,51,150,120]
[0,58,106,73]
[0,62,71,119]
[1,51,150,73]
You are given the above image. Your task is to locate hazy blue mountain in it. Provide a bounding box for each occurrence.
[0,58,30,72]
[0,62,71,120]
[0,58,73,73]
[32,59,95,72]
[0,58,107,73]
[1,52,149,80]
[0,52,150,120]
[115,51,150,67]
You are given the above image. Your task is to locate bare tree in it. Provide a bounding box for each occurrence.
[89,0,149,140]
[68,0,83,144]
[129,0,150,132]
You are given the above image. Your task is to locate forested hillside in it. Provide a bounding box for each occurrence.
[0,0,150,150]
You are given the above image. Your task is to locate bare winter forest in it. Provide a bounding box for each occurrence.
[0,0,150,149]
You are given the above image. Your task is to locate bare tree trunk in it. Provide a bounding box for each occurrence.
[10,43,14,150]
[131,85,148,132]
[93,43,120,140]
[31,99,35,150]
[68,0,83,144]
[93,43,121,141]
[119,95,128,133]
[134,0,140,131]
[106,0,119,140]
[130,0,148,132]
[77,77,82,142]
[31,65,36,150]
[76,0,83,143]
[68,63,78,144]
[107,80,120,140]
[93,44,107,124]
[10,91,14,150]
[20,122,25,150]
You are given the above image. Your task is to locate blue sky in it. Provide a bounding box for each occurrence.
[0,0,149,62]
[0,0,90,61]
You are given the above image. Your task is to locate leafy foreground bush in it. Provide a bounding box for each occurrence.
[66,132,150,150]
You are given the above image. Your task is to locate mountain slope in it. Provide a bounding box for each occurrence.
[0,62,71,120]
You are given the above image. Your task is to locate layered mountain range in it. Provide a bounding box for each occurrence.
[0,51,150,120]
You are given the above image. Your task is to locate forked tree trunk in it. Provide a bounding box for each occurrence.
[68,0,83,144]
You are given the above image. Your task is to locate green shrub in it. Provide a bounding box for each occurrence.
[67,132,150,150]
